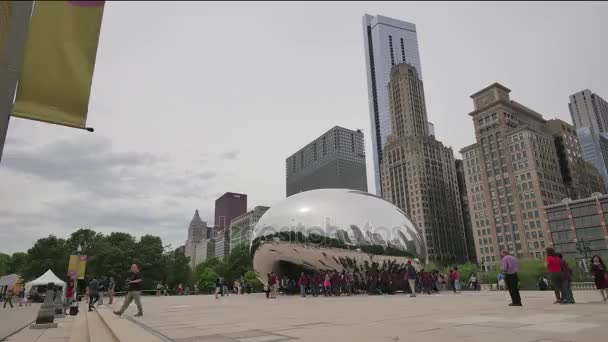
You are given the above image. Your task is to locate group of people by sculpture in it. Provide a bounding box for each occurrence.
[264,260,464,298]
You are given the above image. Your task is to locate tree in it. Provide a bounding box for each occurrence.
[244,270,262,292]
[196,267,218,294]
[516,258,546,290]
[65,228,103,256]
[87,232,137,291]
[22,235,69,281]
[8,252,27,275]
[0,253,9,276]
[134,235,166,290]
[165,247,192,289]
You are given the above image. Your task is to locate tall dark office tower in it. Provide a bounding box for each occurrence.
[285,126,367,197]
[214,192,247,259]
[363,14,426,196]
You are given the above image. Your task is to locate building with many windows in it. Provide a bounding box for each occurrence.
[545,193,608,260]
[544,119,605,199]
[461,83,568,268]
[569,90,608,189]
[569,90,608,137]
[381,63,468,262]
[363,14,425,195]
[184,210,213,269]
[286,126,367,197]
[230,206,270,251]
[212,192,247,259]
[576,127,608,191]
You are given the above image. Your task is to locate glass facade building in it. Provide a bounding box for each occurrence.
[363,14,423,195]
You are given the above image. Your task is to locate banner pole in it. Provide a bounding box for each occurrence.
[0,0,33,165]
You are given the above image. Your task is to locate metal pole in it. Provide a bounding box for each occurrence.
[0,1,33,164]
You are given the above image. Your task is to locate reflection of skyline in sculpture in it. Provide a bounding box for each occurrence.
[251,189,424,284]
[349,225,369,246]
[336,229,351,244]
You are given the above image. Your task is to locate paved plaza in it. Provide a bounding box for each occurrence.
[112,290,607,342]
[0,304,39,341]
[4,291,608,342]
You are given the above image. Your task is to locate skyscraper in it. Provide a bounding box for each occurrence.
[381,63,468,262]
[214,192,247,229]
[229,206,270,251]
[569,90,608,137]
[461,83,567,268]
[544,119,605,199]
[214,192,247,259]
[285,126,367,197]
[568,90,608,189]
[184,210,213,269]
[363,14,424,195]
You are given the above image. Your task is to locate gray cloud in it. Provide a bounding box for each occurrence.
[197,171,217,180]
[220,149,240,160]
[2,137,159,198]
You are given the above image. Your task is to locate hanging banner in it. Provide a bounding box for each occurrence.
[67,254,79,279]
[12,1,105,129]
[0,1,11,65]
[77,255,87,279]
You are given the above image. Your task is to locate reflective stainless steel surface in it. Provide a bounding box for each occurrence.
[251,189,424,284]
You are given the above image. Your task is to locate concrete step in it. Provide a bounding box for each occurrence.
[68,302,90,342]
[86,305,118,342]
[95,307,162,342]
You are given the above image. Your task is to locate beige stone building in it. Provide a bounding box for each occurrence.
[381,64,468,262]
[460,83,573,268]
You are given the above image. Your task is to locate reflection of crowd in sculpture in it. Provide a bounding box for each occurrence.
[265,259,460,298]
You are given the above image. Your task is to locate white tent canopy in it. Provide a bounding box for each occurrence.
[24,269,66,300]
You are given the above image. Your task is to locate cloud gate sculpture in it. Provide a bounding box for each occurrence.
[250,189,425,285]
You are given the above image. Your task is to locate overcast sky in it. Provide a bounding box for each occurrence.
[1,1,607,254]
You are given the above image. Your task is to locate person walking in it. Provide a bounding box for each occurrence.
[405,260,417,297]
[97,277,107,306]
[497,273,506,291]
[3,287,14,308]
[264,274,271,299]
[298,272,307,298]
[64,280,75,314]
[558,254,575,304]
[113,264,144,317]
[108,277,115,305]
[545,247,563,304]
[271,273,279,299]
[501,250,522,306]
[156,282,162,296]
[453,267,461,293]
[590,255,608,301]
[87,277,99,311]
[18,288,25,306]
[215,278,222,299]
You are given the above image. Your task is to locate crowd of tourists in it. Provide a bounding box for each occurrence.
[261,261,466,299]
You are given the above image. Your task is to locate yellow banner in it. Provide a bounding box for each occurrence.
[67,254,79,279]
[0,1,11,65]
[12,1,105,129]
[77,255,87,280]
